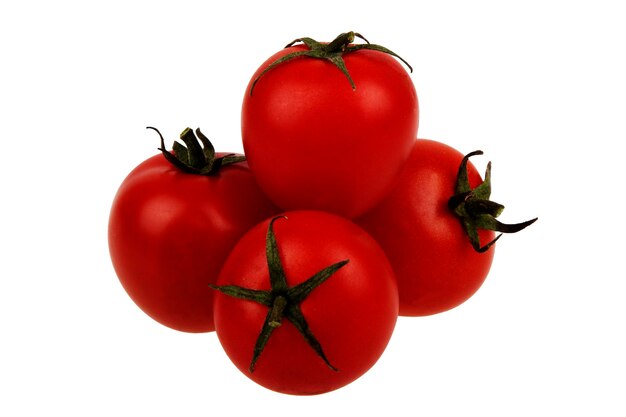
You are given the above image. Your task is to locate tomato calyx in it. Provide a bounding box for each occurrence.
[147,126,246,176]
[211,216,349,373]
[448,150,538,253]
[250,31,413,95]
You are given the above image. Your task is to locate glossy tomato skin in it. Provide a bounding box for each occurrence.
[357,140,496,316]
[108,153,278,333]
[242,45,418,219]
[213,211,398,395]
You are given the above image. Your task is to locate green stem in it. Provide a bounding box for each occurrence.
[326,31,355,51]
[268,296,287,328]
[448,151,538,252]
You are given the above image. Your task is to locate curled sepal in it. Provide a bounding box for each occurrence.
[250,30,412,95]
[147,126,245,176]
[448,151,538,253]
[210,216,348,373]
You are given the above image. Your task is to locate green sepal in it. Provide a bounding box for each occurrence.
[266,216,289,292]
[284,303,338,372]
[288,259,349,304]
[285,37,322,49]
[347,43,413,73]
[207,285,273,307]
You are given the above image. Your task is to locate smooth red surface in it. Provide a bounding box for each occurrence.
[213,211,398,395]
[108,154,278,332]
[357,140,496,316]
[242,45,418,218]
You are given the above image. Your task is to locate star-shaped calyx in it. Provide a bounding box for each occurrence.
[210,216,349,372]
[447,151,538,253]
[250,31,413,95]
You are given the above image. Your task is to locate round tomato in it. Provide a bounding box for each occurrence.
[357,139,537,316]
[108,127,278,333]
[212,211,398,395]
[241,32,418,219]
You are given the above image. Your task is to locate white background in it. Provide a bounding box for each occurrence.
[1,1,624,415]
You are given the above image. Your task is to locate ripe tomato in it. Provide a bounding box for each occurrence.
[358,139,536,316]
[108,128,278,333]
[212,211,398,395]
[241,32,418,219]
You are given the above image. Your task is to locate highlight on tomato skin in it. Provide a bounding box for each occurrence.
[212,211,399,395]
[108,127,279,333]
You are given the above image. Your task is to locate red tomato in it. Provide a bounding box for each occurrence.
[357,139,496,316]
[108,128,278,333]
[212,211,398,395]
[241,32,418,218]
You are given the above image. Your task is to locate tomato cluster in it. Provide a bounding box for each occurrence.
[108,31,537,395]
